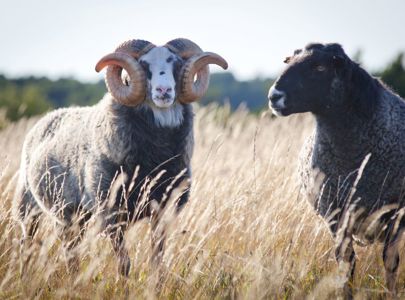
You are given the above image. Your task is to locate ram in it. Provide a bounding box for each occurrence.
[14,38,228,275]
[268,43,405,297]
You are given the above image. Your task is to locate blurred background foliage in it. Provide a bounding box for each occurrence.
[0,51,404,127]
[378,53,405,98]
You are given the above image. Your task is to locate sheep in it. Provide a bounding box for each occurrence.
[14,38,228,275]
[268,43,405,297]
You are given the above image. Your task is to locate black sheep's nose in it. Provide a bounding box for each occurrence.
[269,92,283,102]
[268,86,286,102]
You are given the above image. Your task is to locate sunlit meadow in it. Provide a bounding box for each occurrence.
[0,104,403,299]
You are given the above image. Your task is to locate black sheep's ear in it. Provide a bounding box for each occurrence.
[284,48,302,64]
[332,55,347,77]
[332,55,345,68]
[293,49,302,55]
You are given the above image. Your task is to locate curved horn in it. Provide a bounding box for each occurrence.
[165,38,204,59]
[178,52,228,103]
[95,39,155,106]
[114,39,156,58]
[165,38,228,103]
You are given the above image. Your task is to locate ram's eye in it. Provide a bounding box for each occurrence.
[315,65,326,72]
[139,61,152,79]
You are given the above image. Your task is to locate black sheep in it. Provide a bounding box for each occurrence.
[269,43,405,297]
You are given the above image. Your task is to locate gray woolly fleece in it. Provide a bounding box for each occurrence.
[300,80,405,238]
[15,94,194,224]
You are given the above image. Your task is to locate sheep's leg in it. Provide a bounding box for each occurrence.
[383,226,403,296]
[22,212,40,241]
[148,210,166,294]
[335,234,356,299]
[14,186,41,240]
[148,176,188,268]
[61,227,81,274]
[14,187,42,276]
[61,209,92,274]
[110,227,131,277]
[150,210,165,268]
[15,187,41,241]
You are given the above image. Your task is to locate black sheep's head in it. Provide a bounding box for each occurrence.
[268,43,351,116]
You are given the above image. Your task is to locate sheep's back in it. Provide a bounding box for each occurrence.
[21,106,98,214]
[301,90,405,221]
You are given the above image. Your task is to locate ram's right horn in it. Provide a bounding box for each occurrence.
[95,39,155,106]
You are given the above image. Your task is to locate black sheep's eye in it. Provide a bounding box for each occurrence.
[315,65,326,72]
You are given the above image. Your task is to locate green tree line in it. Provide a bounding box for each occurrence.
[0,52,404,124]
[0,75,105,122]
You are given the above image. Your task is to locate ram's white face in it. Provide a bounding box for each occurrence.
[139,47,182,108]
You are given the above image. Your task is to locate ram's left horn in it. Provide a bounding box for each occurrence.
[165,38,228,103]
[95,39,155,106]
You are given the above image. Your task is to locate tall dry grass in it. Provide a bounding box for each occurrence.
[0,105,403,299]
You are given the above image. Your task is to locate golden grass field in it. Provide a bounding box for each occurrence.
[0,104,403,299]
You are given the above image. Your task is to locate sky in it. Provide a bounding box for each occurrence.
[1,0,404,82]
